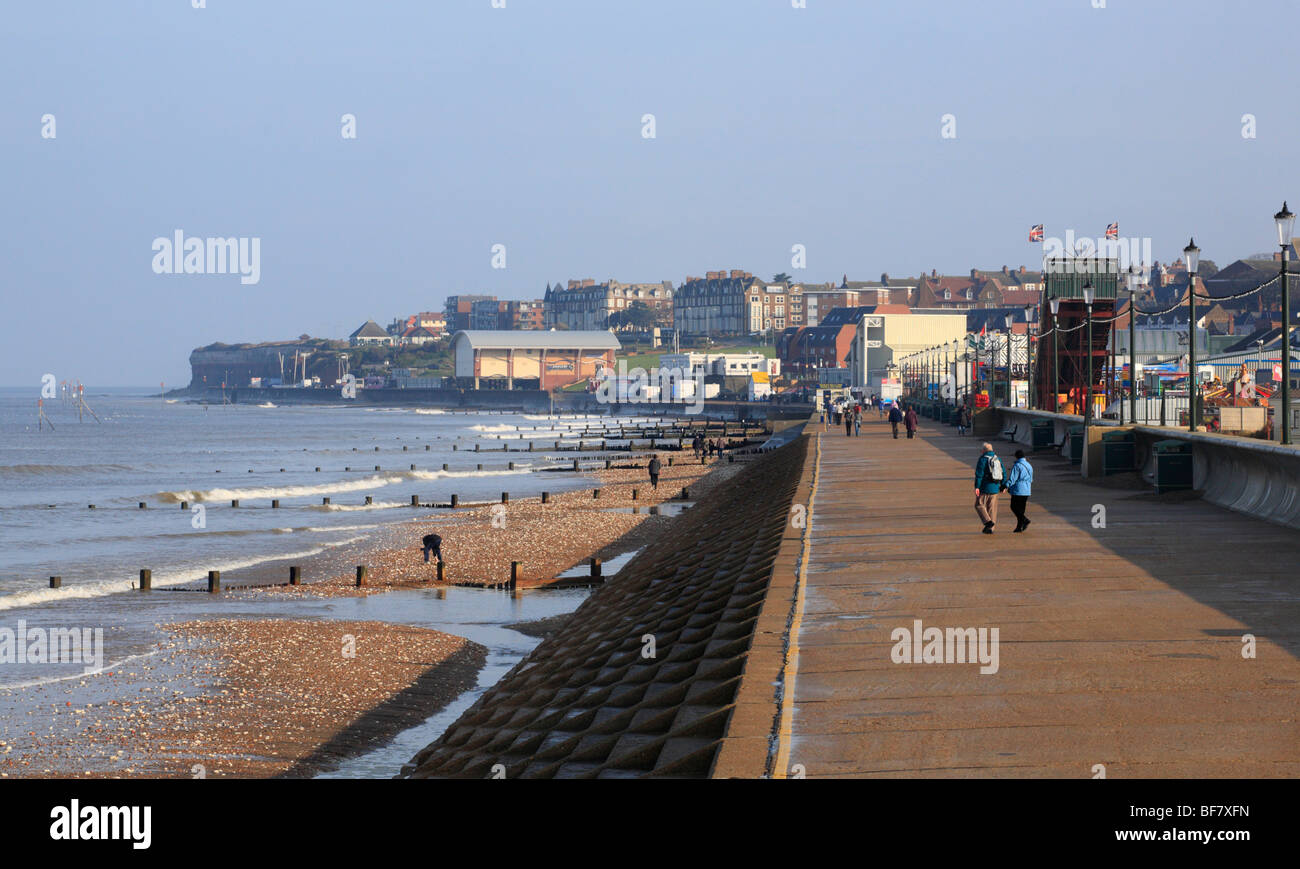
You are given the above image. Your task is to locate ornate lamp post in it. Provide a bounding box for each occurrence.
[1184,238,1201,431]
[1005,314,1015,407]
[1275,202,1295,444]
[1083,281,1095,429]
[1024,304,1035,410]
[1126,266,1141,425]
[1049,296,1061,411]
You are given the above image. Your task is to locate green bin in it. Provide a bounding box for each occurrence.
[941,405,954,424]
[1068,425,1084,465]
[1153,439,1193,494]
[1102,430,1136,475]
[1030,420,1054,450]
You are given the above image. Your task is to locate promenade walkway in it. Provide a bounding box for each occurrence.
[782,415,1300,777]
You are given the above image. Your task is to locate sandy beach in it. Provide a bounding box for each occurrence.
[1,619,485,779]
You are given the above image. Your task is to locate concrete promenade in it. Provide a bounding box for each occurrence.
[781,416,1300,777]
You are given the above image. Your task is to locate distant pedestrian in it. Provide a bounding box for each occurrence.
[845,407,854,436]
[974,442,1003,534]
[421,532,444,565]
[888,403,903,439]
[648,454,661,489]
[956,405,970,436]
[1003,449,1034,532]
[904,405,918,439]
[853,406,862,436]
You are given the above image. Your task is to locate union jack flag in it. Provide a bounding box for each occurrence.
[1028,224,1044,243]
[1105,221,1119,240]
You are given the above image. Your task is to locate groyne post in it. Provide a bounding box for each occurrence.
[208,570,221,593]
[139,569,151,591]
[355,565,367,587]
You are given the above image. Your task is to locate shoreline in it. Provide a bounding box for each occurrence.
[1,618,486,779]
[0,450,757,778]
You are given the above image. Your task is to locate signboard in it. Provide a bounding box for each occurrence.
[1275,364,1283,382]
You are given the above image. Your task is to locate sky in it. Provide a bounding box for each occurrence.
[3,0,1298,386]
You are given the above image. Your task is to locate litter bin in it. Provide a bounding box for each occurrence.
[1102,430,1136,475]
[1068,425,1084,465]
[941,405,954,424]
[1153,439,1193,494]
[1030,420,1054,451]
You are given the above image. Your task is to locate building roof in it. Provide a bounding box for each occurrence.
[449,330,621,350]
[350,320,390,339]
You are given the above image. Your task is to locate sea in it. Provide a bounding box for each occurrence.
[0,386,682,774]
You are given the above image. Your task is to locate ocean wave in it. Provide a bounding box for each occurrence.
[469,423,519,433]
[0,650,163,691]
[154,467,525,504]
[0,536,370,614]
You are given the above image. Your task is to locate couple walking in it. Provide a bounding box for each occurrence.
[974,443,1033,534]
[887,403,918,439]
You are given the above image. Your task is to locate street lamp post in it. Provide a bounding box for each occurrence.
[1049,296,1061,412]
[1275,202,1295,444]
[1126,267,1140,426]
[1184,238,1201,431]
[1025,304,1035,410]
[1005,314,1015,407]
[1083,282,1095,430]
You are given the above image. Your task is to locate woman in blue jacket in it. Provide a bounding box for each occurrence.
[1002,449,1034,532]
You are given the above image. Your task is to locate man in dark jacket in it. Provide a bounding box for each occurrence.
[421,532,443,564]
[647,454,661,489]
[974,442,1003,533]
[888,403,903,438]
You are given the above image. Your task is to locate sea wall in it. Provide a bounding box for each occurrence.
[400,436,811,779]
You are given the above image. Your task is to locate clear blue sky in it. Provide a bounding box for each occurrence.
[4,0,1296,386]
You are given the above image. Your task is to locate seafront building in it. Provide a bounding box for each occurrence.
[449,329,619,390]
[672,271,807,336]
[543,279,674,330]
[847,309,967,392]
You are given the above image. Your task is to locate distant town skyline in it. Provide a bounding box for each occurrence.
[5,0,1300,385]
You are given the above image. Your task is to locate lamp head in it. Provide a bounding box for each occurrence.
[1183,238,1200,275]
[1276,202,1296,248]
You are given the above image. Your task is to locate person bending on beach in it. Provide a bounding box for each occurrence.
[648,454,661,490]
[421,532,443,564]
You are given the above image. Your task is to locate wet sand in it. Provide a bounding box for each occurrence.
[0,618,484,778]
